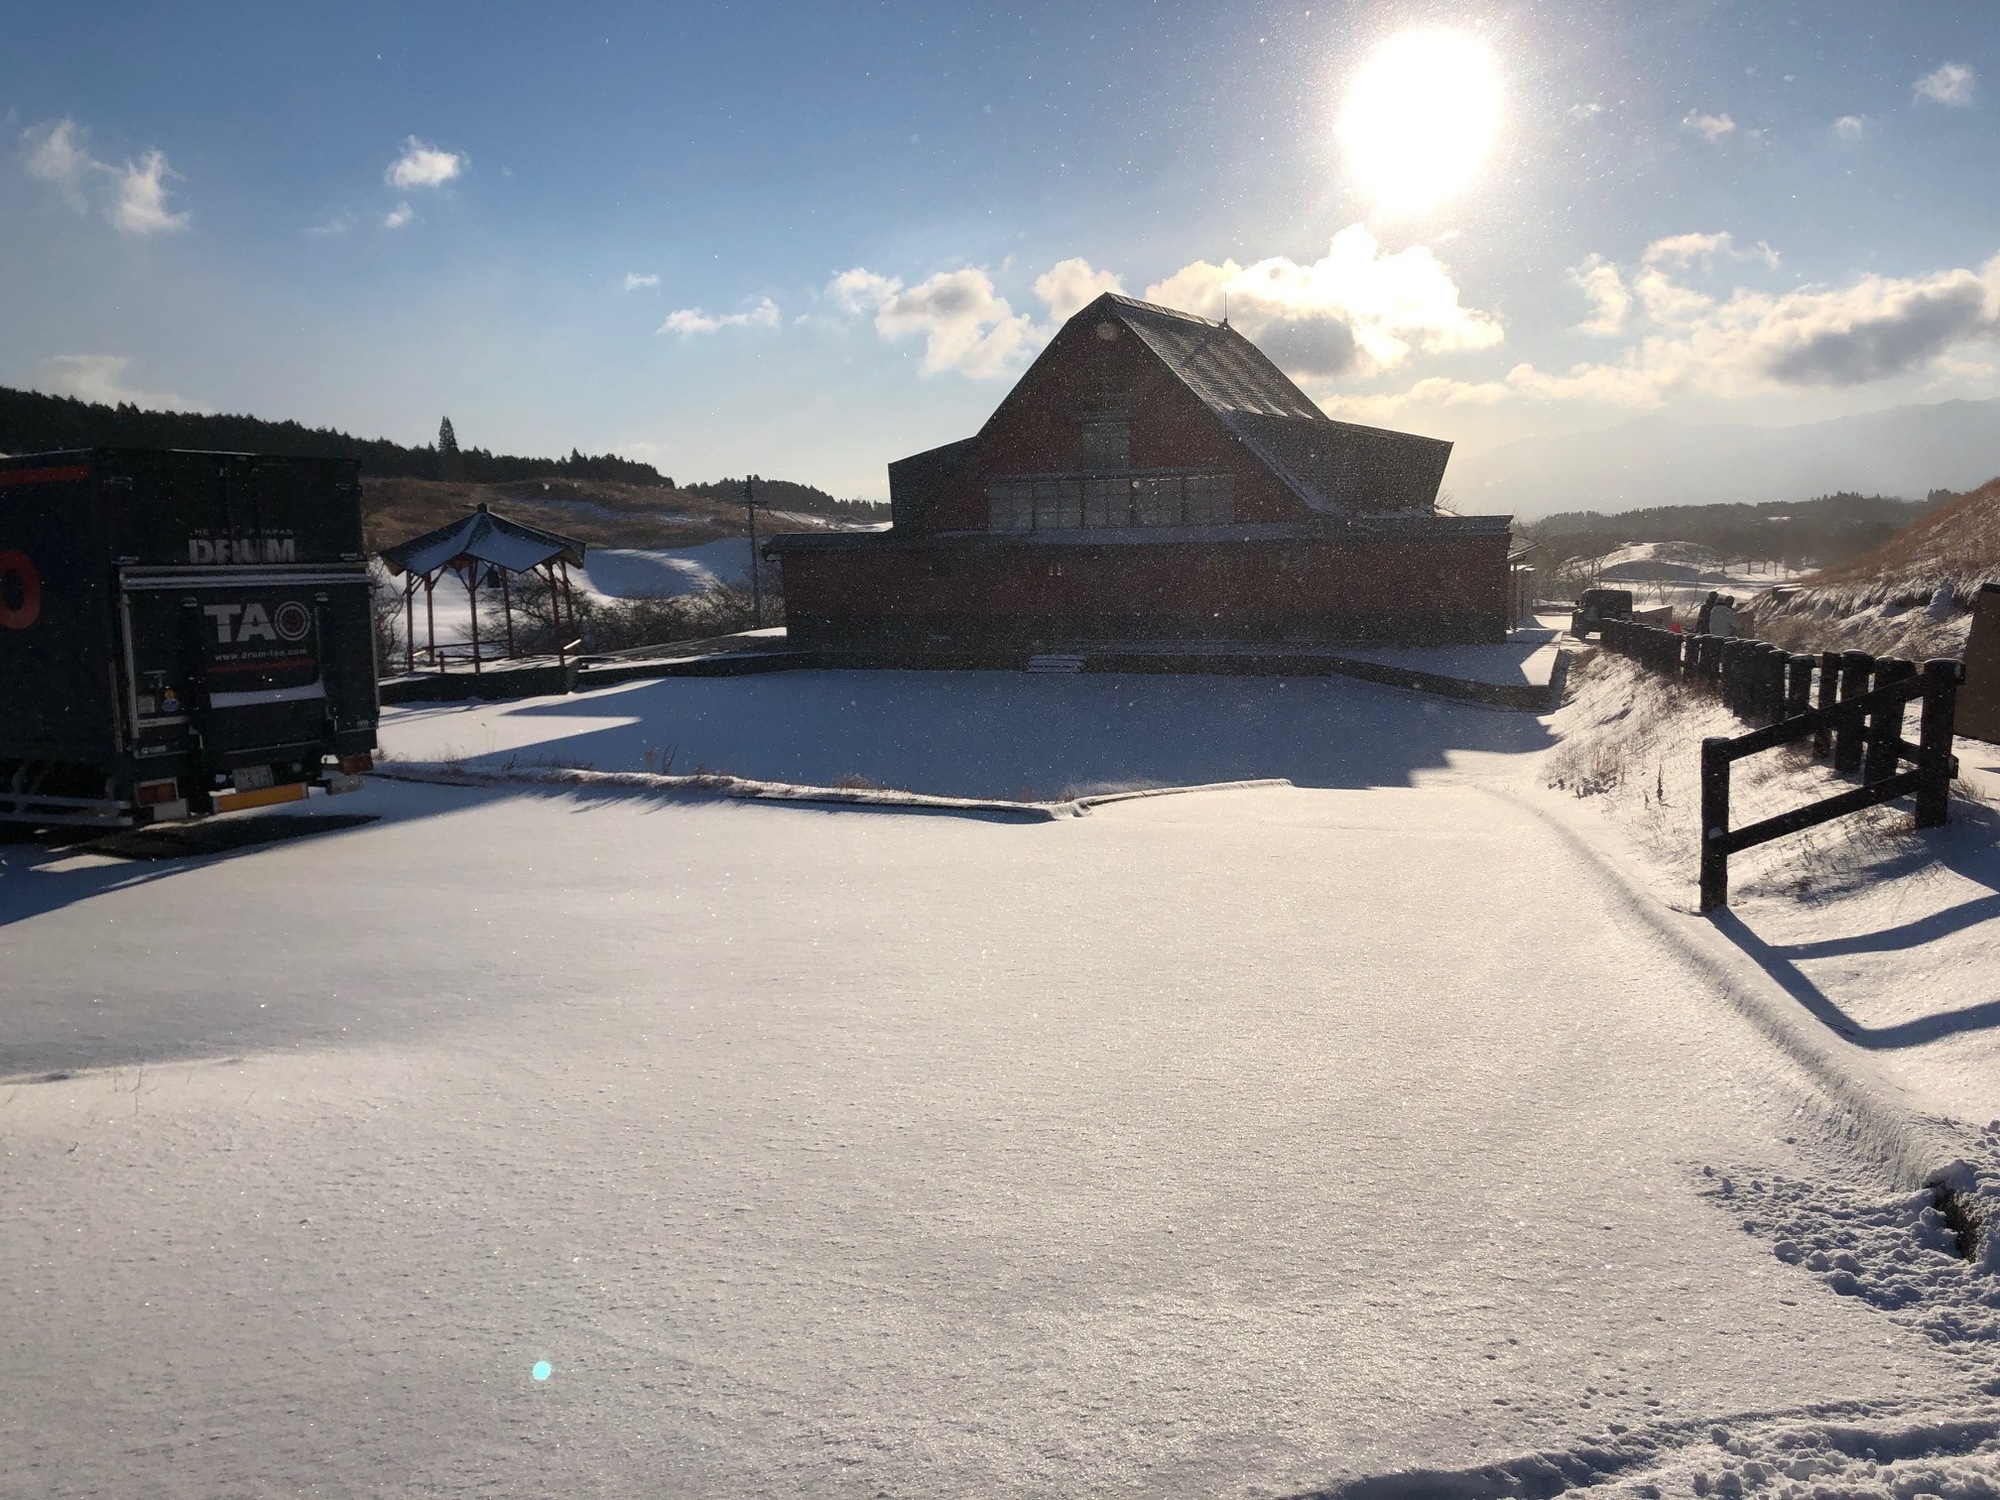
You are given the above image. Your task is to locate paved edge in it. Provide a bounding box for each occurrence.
[371,765,1292,823]
[1485,781,1978,1197]
[379,645,1554,711]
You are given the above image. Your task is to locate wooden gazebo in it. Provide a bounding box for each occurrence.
[379,503,587,674]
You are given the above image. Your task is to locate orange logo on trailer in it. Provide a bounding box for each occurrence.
[0,550,40,629]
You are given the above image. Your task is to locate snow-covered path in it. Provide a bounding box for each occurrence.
[2,773,1987,1497]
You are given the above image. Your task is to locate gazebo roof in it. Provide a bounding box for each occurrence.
[379,503,587,578]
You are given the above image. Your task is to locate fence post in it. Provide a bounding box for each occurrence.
[1758,644,1784,723]
[1914,657,1962,828]
[1720,639,1742,713]
[1834,650,1872,774]
[1785,653,1814,726]
[1813,651,1841,758]
[1700,737,1731,910]
[1865,658,1914,784]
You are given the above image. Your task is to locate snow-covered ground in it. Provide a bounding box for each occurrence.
[379,666,1553,797]
[573,537,755,601]
[1545,652,2000,1131]
[4,669,1996,1496]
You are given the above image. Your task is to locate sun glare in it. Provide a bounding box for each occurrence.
[1337,31,1502,218]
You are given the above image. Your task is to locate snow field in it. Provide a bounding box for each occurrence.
[378,665,1553,800]
[2,772,1987,1497]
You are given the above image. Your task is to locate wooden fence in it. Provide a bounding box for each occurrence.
[1598,620,1963,909]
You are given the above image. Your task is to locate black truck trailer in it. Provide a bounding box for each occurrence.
[0,448,379,829]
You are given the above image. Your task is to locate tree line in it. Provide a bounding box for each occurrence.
[0,385,669,487]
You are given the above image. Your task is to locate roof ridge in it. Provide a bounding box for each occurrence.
[1097,292,1222,328]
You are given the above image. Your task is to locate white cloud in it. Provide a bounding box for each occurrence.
[107,150,190,235]
[38,354,196,410]
[623,272,661,291]
[1915,62,1976,106]
[1681,110,1736,143]
[21,119,93,211]
[828,267,1037,378]
[661,297,782,335]
[1343,237,2000,419]
[386,138,463,190]
[1569,254,1629,336]
[19,118,189,235]
[1833,114,1866,140]
[1142,225,1503,379]
[1033,258,1123,322]
[306,210,358,236]
[382,202,414,230]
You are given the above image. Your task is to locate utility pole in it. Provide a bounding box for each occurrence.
[743,474,763,629]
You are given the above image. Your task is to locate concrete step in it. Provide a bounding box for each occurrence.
[1025,654,1087,674]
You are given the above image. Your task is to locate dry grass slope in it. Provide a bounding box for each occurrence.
[1548,653,1980,903]
[1751,474,2000,659]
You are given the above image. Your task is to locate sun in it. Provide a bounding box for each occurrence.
[1337,31,1502,219]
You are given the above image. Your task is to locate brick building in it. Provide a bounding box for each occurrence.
[766,293,1510,653]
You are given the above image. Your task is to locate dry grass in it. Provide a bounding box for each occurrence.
[1747,474,2000,661]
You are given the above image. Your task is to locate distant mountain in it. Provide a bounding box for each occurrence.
[1454,399,2000,521]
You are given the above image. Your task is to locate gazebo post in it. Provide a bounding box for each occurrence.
[425,573,437,672]
[559,562,580,652]
[403,574,416,675]
[466,562,482,676]
[501,568,517,659]
[546,562,566,665]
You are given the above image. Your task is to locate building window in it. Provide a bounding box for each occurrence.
[1078,356,1131,471]
[984,471,1234,533]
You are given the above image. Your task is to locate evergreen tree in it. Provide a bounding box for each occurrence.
[438,416,462,480]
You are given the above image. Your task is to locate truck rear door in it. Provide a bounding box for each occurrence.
[120,565,374,777]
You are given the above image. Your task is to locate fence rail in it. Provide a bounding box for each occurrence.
[1597,620,1963,909]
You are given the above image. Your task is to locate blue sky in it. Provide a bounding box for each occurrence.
[4,1,1998,505]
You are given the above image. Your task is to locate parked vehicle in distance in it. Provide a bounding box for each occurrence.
[0,448,379,829]
[1569,587,1635,640]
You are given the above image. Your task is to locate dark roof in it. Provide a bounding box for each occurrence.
[379,502,586,577]
[1092,294,1453,515]
[1104,297,1324,420]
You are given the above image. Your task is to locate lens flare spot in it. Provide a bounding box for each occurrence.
[1337,30,1502,218]
[531,1360,552,1381]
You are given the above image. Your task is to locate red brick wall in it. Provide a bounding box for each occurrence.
[779,530,1510,647]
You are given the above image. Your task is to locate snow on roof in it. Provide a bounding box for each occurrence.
[378,503,587,578]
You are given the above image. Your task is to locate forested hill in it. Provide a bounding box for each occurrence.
[1528,490,1961,569]
[0,384,667,487]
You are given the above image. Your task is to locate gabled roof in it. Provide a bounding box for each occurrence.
[1090,294,1452,515]
[379,503,586,578]
[886,295,1455,526]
